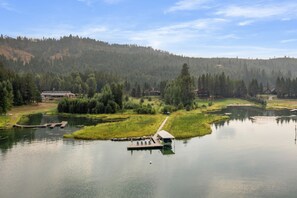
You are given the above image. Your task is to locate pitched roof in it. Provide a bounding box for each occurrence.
[157,130,175,139]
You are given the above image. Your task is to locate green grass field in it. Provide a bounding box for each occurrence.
[266,98,297,110]
[163,110,228,139]
[0,116,9,128]
[0,102,57,129]
[5,97,295,140]
[64,98,258,140]
[65,114,166,140]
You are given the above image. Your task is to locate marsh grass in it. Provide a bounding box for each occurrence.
[66,114,166,140]
[163,110,228,139]
[0,116,9,128]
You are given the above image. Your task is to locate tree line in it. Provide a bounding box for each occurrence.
[0,63,41,113]
[276,77,297,98]
[57,83,123,114]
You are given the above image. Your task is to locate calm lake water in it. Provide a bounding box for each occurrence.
[1,108,297,198]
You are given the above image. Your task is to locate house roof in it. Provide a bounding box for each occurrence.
[41,91,75,96]
[157,130,175,139]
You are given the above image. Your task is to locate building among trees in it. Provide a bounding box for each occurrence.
[143,88,161,96]
[196,88,210,98]
[41,91,75,101]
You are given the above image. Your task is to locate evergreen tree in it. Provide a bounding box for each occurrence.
[86,73,97,98]
[178,63,195,106]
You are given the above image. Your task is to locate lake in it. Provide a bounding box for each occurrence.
[1,108,297,198]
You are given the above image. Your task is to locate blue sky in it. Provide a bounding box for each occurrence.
[1,0,297,58]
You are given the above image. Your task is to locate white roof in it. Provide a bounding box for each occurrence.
[157,130,175,139]
[41,91,75,96]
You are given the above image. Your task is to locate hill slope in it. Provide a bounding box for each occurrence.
[0,35,296,84]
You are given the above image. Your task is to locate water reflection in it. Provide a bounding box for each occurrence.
[212,106,297,128]
[0,114,103,154]
[2,107,297,197]
[129,145,175,156]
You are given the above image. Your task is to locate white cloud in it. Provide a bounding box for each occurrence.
[128,18,228,49]
[280,39,297,44]
[0,0,14,11]
[238,20,253,26]
[166,0,211,13]
[216,3,297,19]
[77,0,121,5]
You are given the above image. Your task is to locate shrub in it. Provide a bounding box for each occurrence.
[178,103,184,110]
[123,101,140,110]
[135,104,156,114]
[162,105,176,114]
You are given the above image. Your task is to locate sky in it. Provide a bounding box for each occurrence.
[1,0,297,58]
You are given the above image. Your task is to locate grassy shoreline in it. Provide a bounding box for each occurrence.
[64,114,166,140]
[3,98,297,140]
[0,103,57,129]
[65,98,258,140]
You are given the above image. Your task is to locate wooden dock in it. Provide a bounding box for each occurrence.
[127,136,163,150]
[13,121,68,129]
[127,116,172,150]
[13,124,47,128]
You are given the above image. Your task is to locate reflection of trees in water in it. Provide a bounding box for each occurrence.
[0,115,112,154]
[0,128,35,154]
[276,117,297,124]
[212,106,295,127]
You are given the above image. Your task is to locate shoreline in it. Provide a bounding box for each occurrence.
[2,98,297,140]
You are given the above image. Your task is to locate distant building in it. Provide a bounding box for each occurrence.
[197,88,210,98]
[41,91,75,101]
[143,88,161,96]
[263,87,277,95]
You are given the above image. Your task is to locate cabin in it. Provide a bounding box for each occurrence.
[271,88,277,95]
[197,88,210,98]
[157,130,175,145]
[41,91,75,101]
[263,87,272,94]
[144,88,161,96]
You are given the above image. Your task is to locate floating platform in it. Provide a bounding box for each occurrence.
[127,135,164,150]
[127,139,163,150]
[13,124,47,128]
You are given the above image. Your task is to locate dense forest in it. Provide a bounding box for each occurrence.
[1,35,297,86]
[1,35,297,114]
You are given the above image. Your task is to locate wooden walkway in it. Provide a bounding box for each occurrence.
[127,136,163,150]
[13,121,68,129]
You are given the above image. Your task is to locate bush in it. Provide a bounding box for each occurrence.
[135,104,156,114]
[185,105,191,111]
[246,96,267,106]
[162,105,176,114]
[148,97,152,101]
[178,103,184,110]
[123,101,140,110]
[208,101,213,106]
[140,98,144,104]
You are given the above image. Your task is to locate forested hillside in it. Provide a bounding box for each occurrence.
[0,35,297,85]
